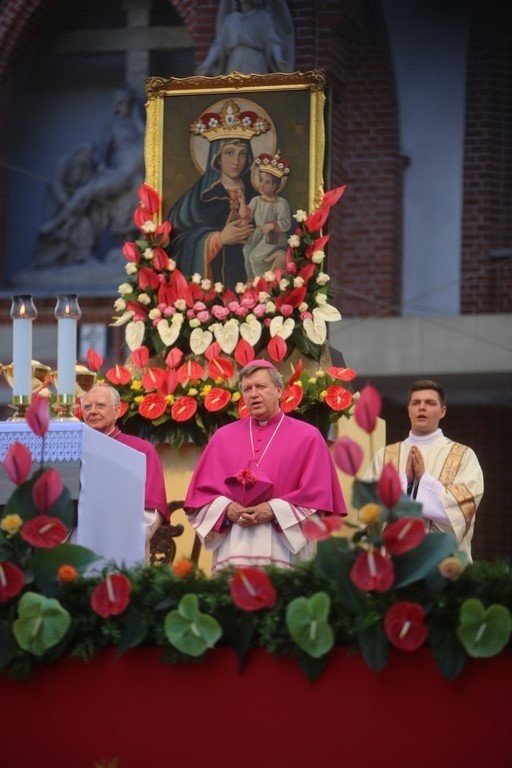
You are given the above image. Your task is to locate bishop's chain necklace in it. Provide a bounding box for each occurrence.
[249,412,285,467]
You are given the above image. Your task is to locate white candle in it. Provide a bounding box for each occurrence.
[57,317,77,397]
[12,316,32,398]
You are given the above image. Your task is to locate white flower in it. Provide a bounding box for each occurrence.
[313,303,342,322]
[279,278,289,292]
[214,282,224,293]
[235,282,246,294]
[201,279,212,291]
[258,291,270,302]
[298,302,309,312]
[111,310,134,327]
[148,308,162,320]
[118,282,133,295]
[143,247,154,261]
[174,299,187,311]
[141,221,156,234]
[316,272,330,286]
[270,316,295,339]
[312,249,325,264]
[265,301,276,313]
[303,314,327,345]
[191,272,202,284]
[263,270,275,282]
[114,298,126,312]
[137,293,151,305]
[315,293,328,305]
[293,276,305,288]
[168,258,176,271]
[293,209,308,223]
[288,234,301,248]
[189,318,201,328]
[214,319,239,354]
[125,263,138,275]
[173,312,185,326]
[239,319,262,346]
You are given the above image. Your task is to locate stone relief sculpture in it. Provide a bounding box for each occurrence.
[195,0,295,77]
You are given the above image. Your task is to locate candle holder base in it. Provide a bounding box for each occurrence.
[7,395,31,421]
[52,395,79,422]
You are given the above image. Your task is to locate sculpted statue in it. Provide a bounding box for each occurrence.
[195,0,295,77]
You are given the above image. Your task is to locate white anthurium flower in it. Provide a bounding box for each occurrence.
[157,318,181,347]
[190,327,213,355]
[239,319,262,346]
[214,319,239,354]
[172,312,185,326]
[125,320,146,350]
[303,315,327,345]
[313,303,342,322]
[270,316,295,339]
[111,310,134,328]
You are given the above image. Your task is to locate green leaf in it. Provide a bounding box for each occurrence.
[0,618,17,669]
[116,607,149,656]
[392,532,458,587]
[295,649,331,681]
[28,544,101,597]
[457,598,512,658]
[315,537,362,610]
[13,592,71,657]
[357,623,388,671]
[428,624,467,680]
[286,592,334,658]
[218,613,255,670]
[164,594,222,657]
[351,479,379,509]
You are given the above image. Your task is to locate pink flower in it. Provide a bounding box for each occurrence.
[26,396,50,438]
[334,437,364,476]
[3,442,32,485]
[378,463,402,508]
[253,304,267,318]
[354,384,382,434]
[32,468,63,512]
[211,305,230,320]
[280,304,294,317]
[197,310,210,323]
[235,306,248,317]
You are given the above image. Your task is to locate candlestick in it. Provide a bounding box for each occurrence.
[9,295,37,420]
[54,294,81,420]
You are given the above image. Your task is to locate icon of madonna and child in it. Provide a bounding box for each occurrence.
[167,98,295,288]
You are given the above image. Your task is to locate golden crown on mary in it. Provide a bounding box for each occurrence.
[191,99,270,142]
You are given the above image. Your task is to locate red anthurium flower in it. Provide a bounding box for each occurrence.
[298,262,316,283]
[177,361,204,383]
[302,514,343,541]
[3,441,32,485]
[324,385,352,411]
[133,205,153,229]
[267,335,287,362]
[32,468,63,512]
[86,348,103,372]
[118,401,129,418]
[378,463,402,508]
[156,220,172,246]
[383,517,426,556]
[274,286,307,309]
[138,266,160,291]
[141,367,166,391]
[171,396,198,422]
[122,241,141,263]
[138,393,167,420]
[384,602,428,651]
[287,359,303,386]
[234,338,255,367]
[280,384,303,413]
[106,365,132,386]
[305,233,330,259]
[354,384,382,433]
[157,282,177,307]
[21,515,68,548]
[237,398,250,419]
[152,246,169,271]
[322,184,347,209]
[221,288,237,306]
[125,301,149,321]
[230,568,277,611]
[204,387,231,412]
[185,282,203,307]
[26,396,50,438]
[305,205,329,232]
[326,366,357,382]
[165,348,184,369]
[207,357,235,381]
[90,573,131,618]
[137,182,160,214]
[159,369,179,396]
[168,267,189,298]
[350,548,394,592]
[0,561,25,602]
[205,341,222,361]
[131,346,150,369]
[333,436,364,476]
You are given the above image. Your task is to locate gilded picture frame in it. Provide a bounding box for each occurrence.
[144,70,326,286]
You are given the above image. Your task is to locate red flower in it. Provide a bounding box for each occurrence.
[90,573,131,618]
[171,396,198,422]
[3,441,32,485]
[205,342,222,360]
[20,516,68,548]
[302,514,343,541]
[32,468,63,512]
[137,266,160,291]
[86,348,103,372]
[133,205,153,229]
[230,568,277,611]
[159,369,179,396]
[122,241,140,263]
[207,357,235,381]
[322,184,347,209]
[280,384,303,413]
[141,367,167,391]
[131,346,150,369]
[138,393,167,420]
[324,385,352,411]
[267,335,287,362]
[176,361,204,383]
[137,182,160,214]
[384,602,428,651]
[165,348,184,369]
[334,436,364,476]
[152,246,169,271]
[204,387,231,412]
[26,396,50,437]
[354,384,381,433]
[305,205,329,232]
[234,339,255,367]
[287,358,303,386]
[378,463,402,508]
[0,561,25,602]
[237,398,250,419]
[118,401,129,418]
[383,517,426,556]
[326,366,357,382]
[350,548,394,592]
[106,365,132,386]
